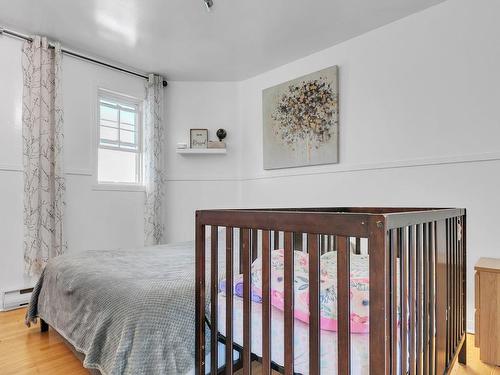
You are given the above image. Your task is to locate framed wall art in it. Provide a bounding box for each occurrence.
[262,65,339,169]
[190,128,208,149]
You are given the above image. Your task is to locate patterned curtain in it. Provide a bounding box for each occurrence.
[144,74,165,246]
[22,36,66,277]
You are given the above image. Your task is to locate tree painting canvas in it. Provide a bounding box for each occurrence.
[262,66,339,169]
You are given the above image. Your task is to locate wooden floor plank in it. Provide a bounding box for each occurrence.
[450,340,499,375]
[1,308,497,374]
[0,309,88,375]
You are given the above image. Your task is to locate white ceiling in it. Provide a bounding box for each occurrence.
[0,0,446,81]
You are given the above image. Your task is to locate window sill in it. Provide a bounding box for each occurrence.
[92,183,145,192]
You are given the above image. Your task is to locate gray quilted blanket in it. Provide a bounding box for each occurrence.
[26,241,212,375]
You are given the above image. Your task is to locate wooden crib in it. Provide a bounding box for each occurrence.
[195,208,467,374]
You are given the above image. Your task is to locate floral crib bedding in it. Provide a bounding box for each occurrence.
[219,249,371,333]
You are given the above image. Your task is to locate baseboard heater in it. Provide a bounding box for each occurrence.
[0,287,33,311]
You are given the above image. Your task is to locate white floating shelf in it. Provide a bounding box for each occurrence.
[176,148,227,155]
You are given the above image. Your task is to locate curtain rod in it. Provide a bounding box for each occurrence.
[0,26,168,87]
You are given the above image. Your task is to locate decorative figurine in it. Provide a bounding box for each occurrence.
[216,128,227,142]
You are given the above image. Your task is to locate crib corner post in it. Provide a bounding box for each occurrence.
[459,211,467,365]
[195,211,206,375]
[368,217,391,375]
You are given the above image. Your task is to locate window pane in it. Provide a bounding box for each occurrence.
[98,148,138,183]
[100,127,118,142]
[100,104,118,121]
[120,109,136,125]
[98,92,141,184]
[120,129,136,144]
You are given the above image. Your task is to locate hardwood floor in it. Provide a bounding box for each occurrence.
[0,308,87,375]
[1,308,498,374]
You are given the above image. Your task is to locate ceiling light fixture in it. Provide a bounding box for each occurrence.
[204,0,214,11]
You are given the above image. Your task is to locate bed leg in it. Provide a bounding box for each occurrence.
[40,319,49,333]
[458,336,467,365]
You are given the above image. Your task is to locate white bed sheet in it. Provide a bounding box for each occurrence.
[217,295,370,374]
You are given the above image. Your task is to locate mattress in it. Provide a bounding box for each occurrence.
[217,294,370,374]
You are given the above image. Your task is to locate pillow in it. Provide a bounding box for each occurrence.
[320,252,370,331]
[250,249,370,333]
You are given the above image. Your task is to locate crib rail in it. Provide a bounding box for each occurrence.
[195,208,466,375]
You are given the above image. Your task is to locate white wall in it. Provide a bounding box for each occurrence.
[236,0,500,332]
[164,82,240,242]
[0,37,147,291]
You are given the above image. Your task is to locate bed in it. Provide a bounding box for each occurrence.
[195,207,467,375]
[26,240,231,375]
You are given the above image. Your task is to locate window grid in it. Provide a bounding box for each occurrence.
[99,99,140,153]
[97,90,143,185]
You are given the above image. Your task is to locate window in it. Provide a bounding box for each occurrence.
[97,90,142,185]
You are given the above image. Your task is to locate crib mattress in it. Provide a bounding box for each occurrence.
[217,294,370,374]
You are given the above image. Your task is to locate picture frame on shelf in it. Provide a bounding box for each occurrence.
[190,128,208,148]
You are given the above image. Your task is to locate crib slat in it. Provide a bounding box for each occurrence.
[262,230,272,375]
[242,229,252,375]
[455,219,458,344]
[337,235,350,375]
[416,224,423,375]
[456,219,460,345]
[460,217,465,339]
[448,218,456,354]
[225,227,234,374]
[423,223,429,375]
[391,229,399,375]
[239,233,243,275]
[409,225,417,375]
[445,219,450,364]
[459,215,467,365]
[308,233,320,375]
[458,218,463,339]
[195,223,206,375]
[453,218,456,361]
[252,229,258,262]
[293,232,303,252]
[451,218,456,361]
[284,232,294,375]
[210,227,219,375]
[273,230,280,250]
[408,225,418,375]
[453,218,457,356]
[429,222,436,375]
[452,219,456,353]
[400,228,408,375]
[458,218,461,339]
[455,218,459,349]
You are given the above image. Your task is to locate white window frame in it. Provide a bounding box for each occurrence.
[94,88,144,190]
